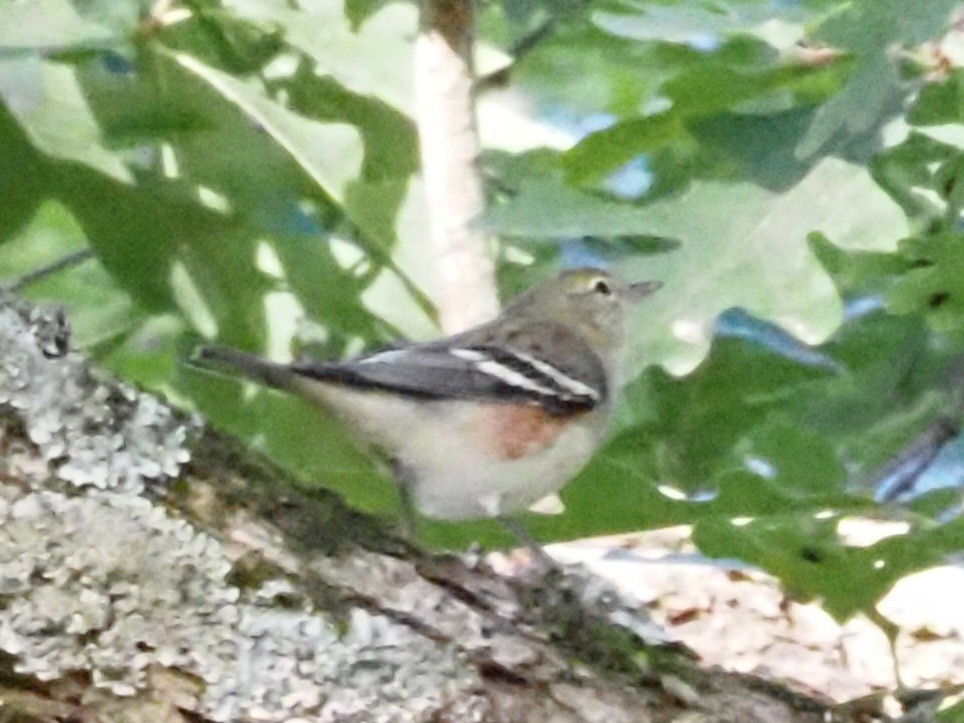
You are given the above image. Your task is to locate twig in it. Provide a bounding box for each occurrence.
[475,17,557,91]
[3,249,95,294]
[871,356,964,502]
[872,415,961,503]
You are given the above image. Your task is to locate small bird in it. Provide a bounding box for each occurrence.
[193,267,660,533]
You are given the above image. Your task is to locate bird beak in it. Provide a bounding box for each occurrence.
[627,280,662,301]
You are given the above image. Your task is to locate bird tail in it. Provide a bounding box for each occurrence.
[190,345,298,392]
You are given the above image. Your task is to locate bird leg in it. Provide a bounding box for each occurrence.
[391,458,419,540]
[496,515,558,571]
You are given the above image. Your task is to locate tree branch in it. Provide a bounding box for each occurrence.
[415,0,498,333]
[0,292,859,723]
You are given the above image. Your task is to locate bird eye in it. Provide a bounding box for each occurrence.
[591,278,612,295]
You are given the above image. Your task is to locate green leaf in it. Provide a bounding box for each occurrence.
[51,163,270,347]
[740,418,846,498]
[694,513,964,622]
[908,487,963,518]
[169,50,364,206]
[507,23,672,117]
[591,0,816,45]
[223,0,417,114]
[486,174,663,238]
[909,70,964,126]
[564,112,682,184]
[618,335,837,492]
[890,231,964,343]
[100,314,186,391]
[936,697,964,722]
[283,64,420,254]
[0,59,132,182]
[0,103,46,242]
[870,130,960,222]
[0,0,118,50]
[621,155,907,371]
[0,200,144,349]
[781,308,951,484]
[344,0,395,30]
[283,66,418,183]
[67,0,143,42]
[564,57,837,184]
[797,0,958,158]
[808,232,911,298]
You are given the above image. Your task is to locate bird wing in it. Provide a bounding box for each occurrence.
[290,322,606,416]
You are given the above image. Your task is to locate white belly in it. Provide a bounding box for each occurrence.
[297,380,604,520]
[405,404,600,519]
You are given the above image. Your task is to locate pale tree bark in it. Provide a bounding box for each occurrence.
[415,0,498,333]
